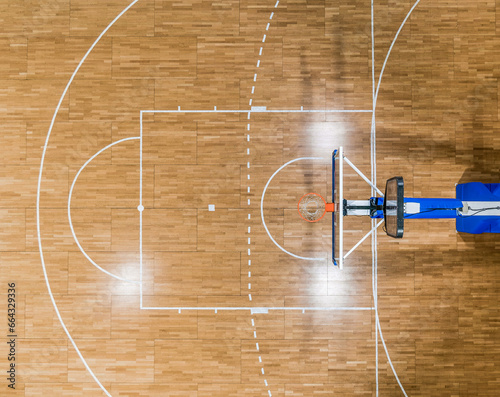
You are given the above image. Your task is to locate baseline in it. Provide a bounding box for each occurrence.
[371,1,421,396]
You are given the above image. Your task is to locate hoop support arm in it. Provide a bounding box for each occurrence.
[343,219,384,260]
[343,155,384,197]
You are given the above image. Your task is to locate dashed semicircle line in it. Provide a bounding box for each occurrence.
[68,137,141,285]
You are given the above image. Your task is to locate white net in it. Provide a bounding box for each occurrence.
[298,193,326,222]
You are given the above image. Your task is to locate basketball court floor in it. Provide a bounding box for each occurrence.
[1,0,499,396]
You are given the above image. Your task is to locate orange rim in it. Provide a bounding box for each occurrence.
[297,192,327,223]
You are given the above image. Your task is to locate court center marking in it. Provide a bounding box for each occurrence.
[371,1,421,396]
[68,137,141,285]
[37,1,141,396]
[260,157,328,261]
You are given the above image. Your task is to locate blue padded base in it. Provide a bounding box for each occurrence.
[456,182,500,201]
[456,216,500,234]
[404,198,463,219]
[456,182,500,234]
[369,182,500,234]
[370,197,463,219]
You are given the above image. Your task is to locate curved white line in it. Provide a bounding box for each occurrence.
[371,2,421,396]
[371,0,421,193]
[376,312,409,397]
[68,137,141,285]
[37,1,141,396]
[373,0,421,111]
[260,157,327,261]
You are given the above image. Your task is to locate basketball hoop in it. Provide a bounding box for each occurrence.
[298,193,334,222]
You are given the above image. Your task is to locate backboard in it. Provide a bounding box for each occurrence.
[383,176,404,238]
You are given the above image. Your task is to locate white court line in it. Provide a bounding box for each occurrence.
[68,137,141,285]
[371,1,421,396]
[37,1,141,397]
[141,109,372,114]
[370,2,379,391]
[373,0,421,111]
[261,157,328,261]
[377,312,409,397]
[141,306,375,311]
[139,111,143,309]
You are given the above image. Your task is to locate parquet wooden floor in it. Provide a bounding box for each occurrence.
[0,0,499,396]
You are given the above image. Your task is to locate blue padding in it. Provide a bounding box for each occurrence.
[455,182,500,234]
[456,182,500,201]
[403,198,463,219]
[370,186,500,234]
[457,216,500,234]
[487,183,500,197]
